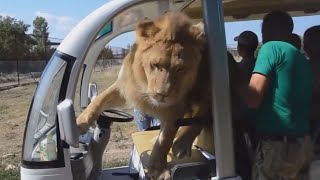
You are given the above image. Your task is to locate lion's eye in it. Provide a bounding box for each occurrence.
[151,63,160,70]
[176,67,185,73]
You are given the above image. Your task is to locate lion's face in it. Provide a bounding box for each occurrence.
[132,12,206,106]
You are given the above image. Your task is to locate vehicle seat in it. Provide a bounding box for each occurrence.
[130,128,216,179]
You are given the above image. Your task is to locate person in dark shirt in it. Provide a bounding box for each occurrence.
[234,31,259,84]
[289,33,302,50]
[234,30,259,128]
[227,50,253,180]
[234,31,259,174]
[303,25,320,143]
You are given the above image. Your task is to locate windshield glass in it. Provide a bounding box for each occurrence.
[23,55,67,161]
[94,1,192,40]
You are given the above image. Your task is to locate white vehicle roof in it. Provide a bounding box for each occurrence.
[183,0,320,21]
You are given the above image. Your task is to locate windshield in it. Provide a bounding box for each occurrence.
[22,54,67,162]
[95,1,192,40]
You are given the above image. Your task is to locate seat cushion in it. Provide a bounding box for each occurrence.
[131,129,214,173]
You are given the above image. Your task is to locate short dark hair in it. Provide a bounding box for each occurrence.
[262,10,294,34]
[238,42,258,53]
[289,33,301,50]
[235,31,258,53]
[304,25,320,45]
[303,25,320,54]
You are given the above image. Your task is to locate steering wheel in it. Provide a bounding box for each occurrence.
[97,109,134,129]
[99,109,134,123]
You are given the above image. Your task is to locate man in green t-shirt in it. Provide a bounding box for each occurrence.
[235,11,313,180]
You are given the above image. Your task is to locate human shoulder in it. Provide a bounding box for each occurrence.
[260,41,290,50]
[257,41,278,56]
[256,41,283,61]
[254,42,284,76]
[258,41,298,61]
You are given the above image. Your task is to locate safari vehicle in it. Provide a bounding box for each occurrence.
[20,0,320,180]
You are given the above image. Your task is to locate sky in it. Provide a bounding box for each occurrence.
[1,0,319,48]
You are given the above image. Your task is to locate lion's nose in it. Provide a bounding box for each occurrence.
[154,92,168,100]
[155,91,168,98]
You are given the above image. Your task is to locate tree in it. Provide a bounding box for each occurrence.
[32,16,51,60]
[98,46,114,60]
[121,48,127,58]
[126,44,131,51]
[0,15,31,60]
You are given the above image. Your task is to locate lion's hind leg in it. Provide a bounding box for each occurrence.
[76,83,126,132]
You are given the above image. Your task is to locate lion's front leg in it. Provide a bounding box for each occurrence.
[147,121,178,180]
[172,124,203,159]
[76,83,125,132]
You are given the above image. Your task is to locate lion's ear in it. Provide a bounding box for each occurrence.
[189,22,206,44]
[136,19,160,42]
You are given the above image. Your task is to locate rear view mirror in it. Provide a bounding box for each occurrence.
[57,99,80,148]
[88,82,98,102]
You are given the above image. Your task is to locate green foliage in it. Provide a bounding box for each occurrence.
[98,46,114,60]
[0,15,31,60]
[0,15,53,61]
[0,170,19,180]
[0,104,9,115]
[32,16,51,59]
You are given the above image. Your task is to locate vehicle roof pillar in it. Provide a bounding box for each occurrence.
[202,0,236,178]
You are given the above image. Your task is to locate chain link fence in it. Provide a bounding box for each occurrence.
[0,40,128,91]
[0,61,44,91]
[0,34,239,91]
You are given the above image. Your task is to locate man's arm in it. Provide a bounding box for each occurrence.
[237,43,276,108]
[233,67,269,109]
[239,73,269,108]
[232,42,276,109]
[232,58,269,108]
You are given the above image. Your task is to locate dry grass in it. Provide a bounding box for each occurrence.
[0,65,139,178]
[0,74,16,84]
[0,84,36,180]
[90,66,138,167]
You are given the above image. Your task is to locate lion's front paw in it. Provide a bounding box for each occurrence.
[76,112,95,133]
[172,137,193,159]
[147,167,171,180]
[147,155,170,180]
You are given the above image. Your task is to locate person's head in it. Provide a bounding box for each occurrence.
[261,10,294,43]
[234,31,258,58]
[303,25,320,60]
[288,33,302,50]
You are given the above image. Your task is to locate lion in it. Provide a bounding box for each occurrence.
[77,12,213,179]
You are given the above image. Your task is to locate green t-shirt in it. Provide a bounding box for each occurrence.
[253,41,312,135]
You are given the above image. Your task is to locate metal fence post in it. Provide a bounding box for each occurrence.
[14,34,20,86]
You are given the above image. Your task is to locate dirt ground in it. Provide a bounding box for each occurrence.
[0,84,36,172]
[0,67,139,177]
